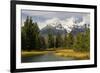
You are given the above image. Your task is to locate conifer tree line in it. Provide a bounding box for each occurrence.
[21,16,90,51]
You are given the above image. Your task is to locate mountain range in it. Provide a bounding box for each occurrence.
[40,17,89,36]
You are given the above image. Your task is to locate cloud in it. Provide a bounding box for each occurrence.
[83,14,90,24]
[21,10,90,21]
[38,15,90,31]
[21,10,90,30]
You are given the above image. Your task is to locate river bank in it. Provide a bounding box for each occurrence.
[55,49,90,60]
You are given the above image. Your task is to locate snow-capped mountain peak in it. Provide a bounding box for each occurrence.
[41,17,89,33]
[45,18,65,30]
[46,18,61,27]
[43,17,76,32]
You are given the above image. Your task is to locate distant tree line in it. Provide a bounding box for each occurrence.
[21,16,90,52]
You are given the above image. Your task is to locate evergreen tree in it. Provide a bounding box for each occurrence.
[39,36,47,50]
[21,27,27,50]
[48,33,54,48]
[73,28,90,52]
[73,32,83,51]
[21,16,40,51]
[55,34,62,48]
[67,33,74,49]
[63,34,68,48]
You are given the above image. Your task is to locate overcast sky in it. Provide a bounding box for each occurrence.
[21,10,90,29]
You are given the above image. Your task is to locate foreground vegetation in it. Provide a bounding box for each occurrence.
[21,50,48,57]
[55,49,90,60]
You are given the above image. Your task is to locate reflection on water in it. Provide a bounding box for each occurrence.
[21,51,74,63]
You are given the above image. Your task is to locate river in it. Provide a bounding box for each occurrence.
[21,51,75,63]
